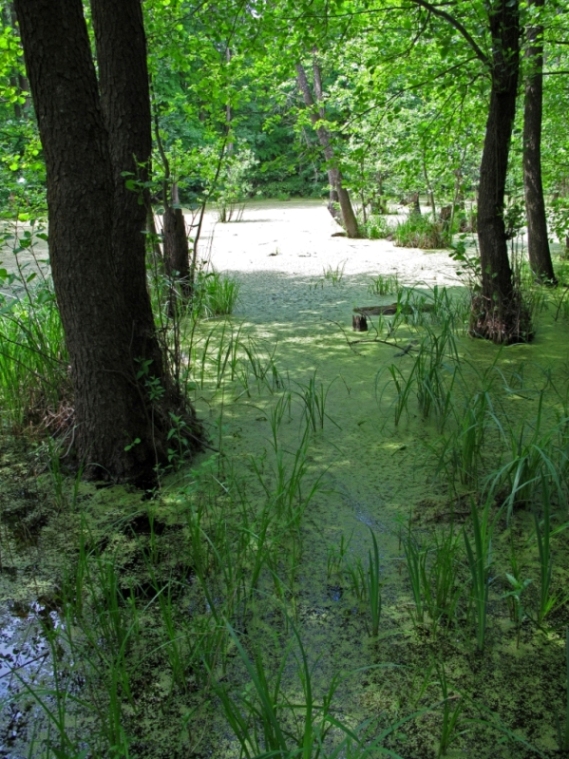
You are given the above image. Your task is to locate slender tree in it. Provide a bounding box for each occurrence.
[523,0,556,283]
[296,59,360,238]
[410,0,528,342]
[474,0,525,343]
[14,0,202,485]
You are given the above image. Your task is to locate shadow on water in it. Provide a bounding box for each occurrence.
[0,598,64,755]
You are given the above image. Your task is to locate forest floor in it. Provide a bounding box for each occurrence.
[1,200,569,758]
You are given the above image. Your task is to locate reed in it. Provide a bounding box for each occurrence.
[464,500,493,651]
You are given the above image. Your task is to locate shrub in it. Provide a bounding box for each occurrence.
[394,214,449,249]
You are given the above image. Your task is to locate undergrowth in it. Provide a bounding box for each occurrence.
[2,222,569,758]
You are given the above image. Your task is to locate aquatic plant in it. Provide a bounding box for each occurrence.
[402,529,428,628]
[213,623,362,759]
[366,529,383,637]
[239,336,284,395]
[368,272,400,296]
[295,372,340,433]
[486,392,569,521]
[345,529,383,637]
[502,569,531,649]
[381,363,414,427]
[322,260,346,285]
[534,476,559,624]
[464,500,494,652]
[402,524,462,637]
[198,268,240,317]
[394,214,449,249]
[434,660,465,757]
[269,390,293,452]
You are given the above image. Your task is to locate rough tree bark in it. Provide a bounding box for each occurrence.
[15,0,202,485]
[523,0,556,283]
[296,61,360,238]
[473,0,531,343]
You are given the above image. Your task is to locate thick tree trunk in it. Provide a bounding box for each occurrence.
[296,61,360,238]
[15,0,202,484]
[91,0,170,367]
[473,0,531,343]
[523,0,556,284]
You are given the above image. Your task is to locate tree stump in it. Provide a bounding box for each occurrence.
[352,314,368,331]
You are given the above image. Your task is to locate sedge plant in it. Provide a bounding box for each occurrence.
[464,499,494,652]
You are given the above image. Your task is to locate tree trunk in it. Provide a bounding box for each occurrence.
[91,0,171,368]
[473,0,531,343]
[523,0,556,284]
[296,61,360,238]
[163,184,191,307]
[15,0,202,485]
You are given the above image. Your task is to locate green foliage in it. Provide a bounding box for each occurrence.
[196,268,240,317]
[360,214,391,241]
[214,148,257,222]
[394,214,449,249]
[549,198,569,256]
[0,225,67,431]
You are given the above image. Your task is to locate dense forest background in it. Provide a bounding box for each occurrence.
[1,0,567,230]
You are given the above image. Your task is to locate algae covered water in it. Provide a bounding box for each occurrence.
[1,201,569,757]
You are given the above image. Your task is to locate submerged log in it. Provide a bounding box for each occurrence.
[353,302,435,317]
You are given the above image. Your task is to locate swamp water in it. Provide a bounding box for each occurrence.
[2,202,569,758]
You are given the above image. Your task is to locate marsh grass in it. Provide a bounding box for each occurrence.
[295,372,340,433]
[322,261,346,286]
[486,393,569,521]
[434,660,466,757]
[251,430,322,532]
[377,316,459,428]
[213,623,362,759]
[344,529,383,637]
[6,253,569,759]
[435,389,499,492]
[402,524,462,637]
[464,500,494,651]
[503,535,532,647]
[368,273,400,296]
[533,477,562,624]
[0,276,67,431]
[239,337,284,395]
[198,269,240,317]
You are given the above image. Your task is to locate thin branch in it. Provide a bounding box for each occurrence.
[408,0,489,65]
